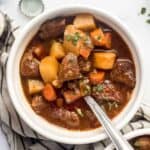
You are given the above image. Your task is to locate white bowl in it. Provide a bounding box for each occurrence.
[105,128,150,150]
[6,5,145,144]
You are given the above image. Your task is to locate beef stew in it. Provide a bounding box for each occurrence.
[20,14,136,130]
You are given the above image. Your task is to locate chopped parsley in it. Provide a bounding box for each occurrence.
[66,35,72,41]
[139,7,150,24]
[65,32,81,46]
[93,84,103,92]
[97,84,103,92]
[141,7,146,15]
[85,85,91,94]
[146,19,150,24]
[74,32,80,38]
[79,78,91,96]
[97,36,101,40]
[72,32,81,45]
[72,39,78,46]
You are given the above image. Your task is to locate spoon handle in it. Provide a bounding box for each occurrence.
[85,96,133,150]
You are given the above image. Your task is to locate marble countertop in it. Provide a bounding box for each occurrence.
[0,0,150,149]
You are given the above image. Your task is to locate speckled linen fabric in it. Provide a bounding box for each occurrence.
[0,14,150,150]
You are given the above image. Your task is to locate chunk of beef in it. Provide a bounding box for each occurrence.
[58,53,81,82]
[31,95,48,114]
[20,52,40,77]
[39,18,66,40]
[78,57,92,73]
[63,89,82,104]
[67,81,78,90]
[110,59,136,88]
[32,43,46,60]
[62,81,82,103]
[92,80,123,103]
[51,108,80,127]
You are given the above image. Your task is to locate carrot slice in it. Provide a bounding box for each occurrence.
[89,71,105,84]
[90,28,105,46]
[104,32,112,49]
[79,48,91,59]
[42,83,56,101]
[90,29,112,49]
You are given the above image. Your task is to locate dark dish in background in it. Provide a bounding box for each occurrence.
[111,136,150,150]
[130,136,150,150]
[20,14,136,130]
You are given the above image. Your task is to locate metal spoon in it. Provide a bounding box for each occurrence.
[84,96,134,150]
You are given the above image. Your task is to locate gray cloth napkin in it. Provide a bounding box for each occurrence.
[0,14,150,150]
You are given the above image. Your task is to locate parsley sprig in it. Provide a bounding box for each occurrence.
[140,7,150,24]
[66,32,81,46]
[141,7,146,15]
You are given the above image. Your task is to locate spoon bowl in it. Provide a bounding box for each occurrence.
[85,96,134,150]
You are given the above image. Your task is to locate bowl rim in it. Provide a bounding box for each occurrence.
[105,128,150,150]
[6,5,145,144]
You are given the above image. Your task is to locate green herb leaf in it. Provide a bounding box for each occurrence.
[93,84,103,93]
[93,86,97,92]
[66,35,72,41]
[97,84,103,92]
[141,7,146,15]
[97,36,101,40]
[146,19,150,24]
[72,40,78,46]
[75,32,80,37]
[85,85,91,94]
[71,32,81,46]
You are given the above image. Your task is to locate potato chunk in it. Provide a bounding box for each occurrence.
[63,25,85,55]
[39,56,59,82]
[73,14,96,31]
[63,25,93,56]
[28,79,44,95]
[50,41,65,59]
[93,52,116,70]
